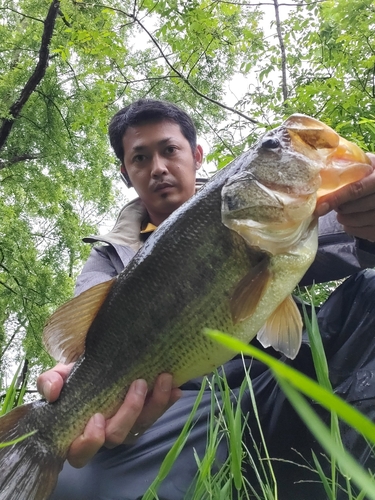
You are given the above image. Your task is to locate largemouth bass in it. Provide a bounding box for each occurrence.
[0,115,372,500]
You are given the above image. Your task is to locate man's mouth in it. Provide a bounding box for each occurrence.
[153,182,175,193]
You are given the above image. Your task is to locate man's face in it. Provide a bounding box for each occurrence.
[122,120,203,225]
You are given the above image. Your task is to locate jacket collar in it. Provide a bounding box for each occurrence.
[83,179,207,251]
[82,198,147,252]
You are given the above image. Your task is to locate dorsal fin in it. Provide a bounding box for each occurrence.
[230,258,272,324]
[256,294,303,359]
[43,279,115,363]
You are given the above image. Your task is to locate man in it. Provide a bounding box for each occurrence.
[41,99,375,499]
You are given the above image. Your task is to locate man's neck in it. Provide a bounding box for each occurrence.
[148,212,171,227]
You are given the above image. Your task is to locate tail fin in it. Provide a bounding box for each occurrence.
[0,403,64,500]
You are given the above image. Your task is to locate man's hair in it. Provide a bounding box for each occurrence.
[108,99,197,164]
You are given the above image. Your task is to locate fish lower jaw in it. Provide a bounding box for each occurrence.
[225,216,315,256]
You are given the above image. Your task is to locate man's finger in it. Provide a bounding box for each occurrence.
[138,373,181,431]
[104,379,148,448]
[36,363,74,402]
[124,375,181,443]
[337,208,375,228]
[67,413,106,468]
[336,193,375,215]
[316,169,375,216]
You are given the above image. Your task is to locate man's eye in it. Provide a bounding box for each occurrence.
[133,155,146,163]
[166,146,177,154]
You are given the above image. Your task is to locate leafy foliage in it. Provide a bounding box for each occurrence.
[0,0,265,379]
[0,0,374,383]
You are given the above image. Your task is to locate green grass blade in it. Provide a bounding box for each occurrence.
[0,430,37,449]
[216,371,243,490]
[275,377,375,500]
[301,297,331,391]
[301,295,343,488]
[207,329,375,499]
[311,450,333,499]
[0,360,23,415]
[142,377,207,500]
[242,360,277,498]
[206,330,375,445]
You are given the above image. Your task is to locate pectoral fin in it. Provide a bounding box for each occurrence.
[230,258,272,324]
[256,294,302,359]
[43,279,115,363]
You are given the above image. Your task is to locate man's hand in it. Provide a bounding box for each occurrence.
[37,364,181,468]
[315,154,375,242]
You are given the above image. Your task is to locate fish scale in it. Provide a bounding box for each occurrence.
[0,114,372,500]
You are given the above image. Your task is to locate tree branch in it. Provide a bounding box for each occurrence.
[211,1,324,6]
[0,320,25,361]
[132,14,260,124]
[0,154,42,170]
[0,0,60,152]
[0,279,17,295]
[273,0,288,102]
[16,359,29,399]
[83,2,260,124]
[35,88,74,145]
[0,7,44,23]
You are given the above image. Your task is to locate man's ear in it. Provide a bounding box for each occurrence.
[120,164,132,188]
[194,145,204,170]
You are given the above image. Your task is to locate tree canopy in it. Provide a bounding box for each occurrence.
[1,0,375,385]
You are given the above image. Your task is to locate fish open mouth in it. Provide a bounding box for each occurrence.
[222,115,372,256]
[285,114,373,199]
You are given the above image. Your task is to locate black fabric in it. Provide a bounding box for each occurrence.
[50,390,233,500]
[300,212,375,285]
[50,270,375,500]
[244,270,375,500]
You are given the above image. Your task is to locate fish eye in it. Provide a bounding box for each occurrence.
[262,138,280,149]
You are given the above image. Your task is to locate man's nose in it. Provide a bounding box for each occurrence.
[150,155,168,177]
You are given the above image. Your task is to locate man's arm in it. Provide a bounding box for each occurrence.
[75,245,135,296]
